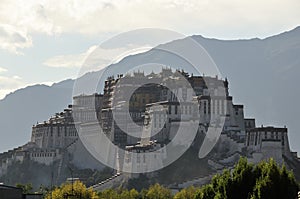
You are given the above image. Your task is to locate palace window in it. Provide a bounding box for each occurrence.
[271,132,274,139]
[255,132,258,145]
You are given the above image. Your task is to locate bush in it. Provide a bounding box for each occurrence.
[194,157,298,199]
[45,180,99,199]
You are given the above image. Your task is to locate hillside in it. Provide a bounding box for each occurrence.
[0,26,300,153]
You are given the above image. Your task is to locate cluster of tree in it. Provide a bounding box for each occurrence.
[45,180,99,199]
[44,181,172,199]
[42,157,300,199]
[193,157,299,199]
[98,183,173,199]
[15,183,33,194]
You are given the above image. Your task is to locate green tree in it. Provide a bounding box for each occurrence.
[16,183,33,194]
[145,183,172,199]
[250,159,299,199]
[45,180,99,199]
[227,157,257,199]
[139,188,148,199]
[174,186,196,199]
[194,184,215,199]
[120,189,139,199]
[195,157,298,199]
[98,189,119,199]
[95,157,299,199]
[97,188,141,199]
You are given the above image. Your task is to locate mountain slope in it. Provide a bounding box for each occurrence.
[1,26,300,153]
[0,80,74,151]
[192,27,300,153]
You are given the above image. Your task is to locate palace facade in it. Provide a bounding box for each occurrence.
[1,68,299,180]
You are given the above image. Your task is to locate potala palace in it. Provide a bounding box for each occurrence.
[0,68,299,187]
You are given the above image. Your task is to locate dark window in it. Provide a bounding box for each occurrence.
[255,132,258,145]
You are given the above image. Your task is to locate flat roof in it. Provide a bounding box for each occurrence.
[247,126,287,132]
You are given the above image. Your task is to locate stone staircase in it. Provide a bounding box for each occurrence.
[207,132,246,170]
[177,166,234,188]
[177,174,214,188]
[226,132,245,143]
[89,172,125,192]
[208,151,242,170]
[65,138,79,149]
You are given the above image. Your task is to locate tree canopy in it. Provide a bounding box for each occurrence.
[194,157,299,199]
[45,157,299,199]
[45,180,99,199]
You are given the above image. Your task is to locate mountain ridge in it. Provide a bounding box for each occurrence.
[1,26,300,153]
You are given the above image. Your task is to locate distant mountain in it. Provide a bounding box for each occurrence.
[0,80,74,151]
[192,27,300,154]
[1,26,300,153]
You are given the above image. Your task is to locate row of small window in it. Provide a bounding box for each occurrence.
[73,112,97,121]
[245,122,255,127]
[42,131,77,137]
[167,105,192,115]
[31,152,56,157]
[45,131,78,137]
[130,112,142,118]
[259,132,283,139]
[35,127,77,136]
[200,100,227,115]
[247,132,285,146]
[125,153,158,163]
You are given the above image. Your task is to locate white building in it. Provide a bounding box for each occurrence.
[246,126,291,164]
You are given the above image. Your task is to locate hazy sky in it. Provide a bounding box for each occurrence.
[0,0,299,99]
